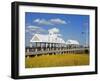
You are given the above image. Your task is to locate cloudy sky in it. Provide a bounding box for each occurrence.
[25,12,89,46]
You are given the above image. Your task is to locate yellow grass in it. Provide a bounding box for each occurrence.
[25,54,89,68]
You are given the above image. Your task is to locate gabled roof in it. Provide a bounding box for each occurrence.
[30,34,48,42]
[66,40,79,45]
[30,34,65,43]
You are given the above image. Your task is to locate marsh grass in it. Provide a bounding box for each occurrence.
[25,54,89,68]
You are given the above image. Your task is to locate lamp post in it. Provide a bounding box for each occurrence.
[82,22,89,47]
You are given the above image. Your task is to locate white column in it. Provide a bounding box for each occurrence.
[27,48,29,52]
[40,42,42,51]
[41,43,44,51]
[29,43,32,48]
[35,42,37,52]
[46,43,48,51]
[35,49,37,52]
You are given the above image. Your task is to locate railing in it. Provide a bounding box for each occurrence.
[25,47,89,56]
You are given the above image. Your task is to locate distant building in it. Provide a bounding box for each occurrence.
[29,29,66,49]
[30,32,65,44]
[66,40,79,45]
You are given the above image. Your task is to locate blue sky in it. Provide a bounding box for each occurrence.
[25,12,89,46]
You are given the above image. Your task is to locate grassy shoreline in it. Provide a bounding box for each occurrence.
[25,53,89,68]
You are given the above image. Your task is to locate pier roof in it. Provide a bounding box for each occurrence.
[66,40,79,45]
[30,34,65,43]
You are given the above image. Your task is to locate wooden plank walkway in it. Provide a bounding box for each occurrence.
[26,48,89,55]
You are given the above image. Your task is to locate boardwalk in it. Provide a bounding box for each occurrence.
[25,47,89,57]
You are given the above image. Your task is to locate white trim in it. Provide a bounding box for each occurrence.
[19,5,95,76]
[30,34,41,42]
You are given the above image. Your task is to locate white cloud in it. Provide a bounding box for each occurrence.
[48,28,59,34]
[33,18,67,25]
[34,19,40,22]
[34,19,53,25]
[26,25,47,34]
[50,18,67,24]
[27,25,40,29]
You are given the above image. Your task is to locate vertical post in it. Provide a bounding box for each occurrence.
[39,42,41,51]
[45,42,46,51]
[41,42,43,51]
[46,42,47,51]
[51,43,53,50]
[56,43,57,50]
[48,43,50,51]
[35,42,37,52]
[53,43,55,50]
[49,43,50,51]
[30,43,32,48]
[27,48,29,53]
